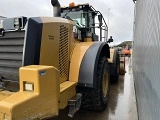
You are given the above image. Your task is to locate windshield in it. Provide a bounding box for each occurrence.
[61,10,86,27]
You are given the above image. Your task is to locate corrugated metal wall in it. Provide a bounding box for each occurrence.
[133,0,160,120]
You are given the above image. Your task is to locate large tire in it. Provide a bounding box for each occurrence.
[109,50,120,83]
[119,54,125,75]
[77,56,110,111]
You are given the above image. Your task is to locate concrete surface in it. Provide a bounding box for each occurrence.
[48,58,138,120]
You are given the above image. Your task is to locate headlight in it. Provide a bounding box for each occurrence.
[25,82,34,91]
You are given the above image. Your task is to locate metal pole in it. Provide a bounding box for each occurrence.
[108,8,111,26]
[108,8,111,39]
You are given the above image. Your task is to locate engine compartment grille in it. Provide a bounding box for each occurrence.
[59,25,69,83]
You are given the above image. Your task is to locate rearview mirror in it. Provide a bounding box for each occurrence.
[107,36,113,43]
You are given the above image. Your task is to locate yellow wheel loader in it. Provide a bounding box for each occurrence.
[0,0,121,119]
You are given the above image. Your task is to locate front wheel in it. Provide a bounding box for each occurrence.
[78,56,110,111]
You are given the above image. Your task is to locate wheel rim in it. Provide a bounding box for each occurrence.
[102,70,108,97]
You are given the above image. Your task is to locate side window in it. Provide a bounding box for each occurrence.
[73,18,85,27]
[73,25,81,40]
[89,13,94,27]
[61,10,86,27]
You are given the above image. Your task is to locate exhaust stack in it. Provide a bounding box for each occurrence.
[51,0,61,17]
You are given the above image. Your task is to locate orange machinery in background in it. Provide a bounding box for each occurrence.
[121,45,131,56]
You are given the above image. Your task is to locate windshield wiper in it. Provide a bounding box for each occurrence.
[63,10,71,18]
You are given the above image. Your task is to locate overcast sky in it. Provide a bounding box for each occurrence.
[0,0,134,45]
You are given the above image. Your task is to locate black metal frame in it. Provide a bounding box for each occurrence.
[80,10,108,41]
[61,4,108,42]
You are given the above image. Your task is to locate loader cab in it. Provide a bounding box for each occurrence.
[61,3,108,42]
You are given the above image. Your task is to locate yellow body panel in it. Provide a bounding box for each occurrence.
[0,91,13,101]
[70,36,80,59]
[0,65,59,120]
[59,81,76,109]
[40,18,60,68]
[69,42,94,82]
[38,17,80,112]
[40,17,73,84]
[108,49,115,63]
[84,38,92,42]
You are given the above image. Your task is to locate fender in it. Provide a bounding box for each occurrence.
[78,42,110,88]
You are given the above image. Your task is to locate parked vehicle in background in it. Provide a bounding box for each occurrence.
[121,45,131,57]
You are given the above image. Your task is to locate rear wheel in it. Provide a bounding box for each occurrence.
[78,56,110,111]
[109,50,120,83]
[119,55,125,75]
